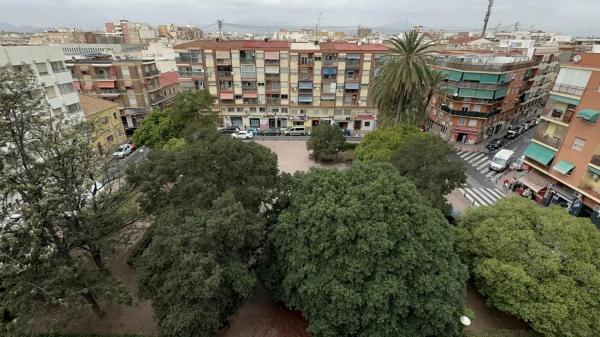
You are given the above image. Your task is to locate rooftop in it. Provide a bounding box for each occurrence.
[159,71,179,87]
[563,52,600,70]
[79,94,118,117]
[173,39,388,52]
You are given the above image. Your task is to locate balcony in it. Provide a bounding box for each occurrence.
[217,71,233,78]
[265,73,280,80]
[219,86,234,91]
[240,57,256,64]
[345,60,361,68]
[298,74,313,81]
[345,75,360,82]
[299,60,314,67]
[265,59,280,66]
[95,73,115,80]
[323,59,337,67]
[178,70,204,77]
[242,85,257,91]
[592,154,600,167]
[320,101,336,107]
[542,108,574,124]
[265,85,281,92]
[552,83,585,97]
[243,98,258,104]
[216,59,232,66]
[52,67,70,73]
[99,89,124,97]
[151,95,168,104]
[449,80,510,90]
[175,57,196,64]
[266,98,281,105]
[343,100,359,106]
[438,104,501,119]
[144,69,160,77]
[532,122,566,149]
[428,58,535,72]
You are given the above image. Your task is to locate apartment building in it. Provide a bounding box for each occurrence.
[105,20,156,44]
[155,71,180,109]
[66,54,165,130]
[520,52,600,225]
[157,24,203,40]
[0,45,83,121]
[79,94,127,154]
[174,40,387,131]
[426,52,538,144]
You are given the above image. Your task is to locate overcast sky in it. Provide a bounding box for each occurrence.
[0,0,598,36]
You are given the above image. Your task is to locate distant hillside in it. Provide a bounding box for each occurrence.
[0,22,47,33]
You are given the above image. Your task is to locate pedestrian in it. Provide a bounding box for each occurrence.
[517,186,525,196]
[503,177,510,191]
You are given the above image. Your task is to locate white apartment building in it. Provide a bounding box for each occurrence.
[0,45,83,122]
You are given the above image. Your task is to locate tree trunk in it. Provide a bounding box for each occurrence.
[89,245,108,272]
[83,290,105,318]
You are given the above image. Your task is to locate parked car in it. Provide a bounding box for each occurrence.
[489,149,515,171]
[510,155,530,171]
[231,131,254,139]
[505,129,519,139]
[246,127,260,135]
[220,126,240,134]
[260,128,282,136]
[485,139,505,152]
[340,128,352,137]
[112,144,133,159]
[284,126,308,136]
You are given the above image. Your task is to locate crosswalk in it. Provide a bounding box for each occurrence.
[458,187,506,207]
[456,150,506,183]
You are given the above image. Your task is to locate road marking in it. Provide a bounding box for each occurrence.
[467,189,492,206]
[459,152,471,158]
[486,188,506,199]
[485,170,498,178]
[478,188,501,203]
[480,167,491,175]
[463,152,481,161]
[473,156,489,166]
[470,188,496,204]
[467,153,486,164]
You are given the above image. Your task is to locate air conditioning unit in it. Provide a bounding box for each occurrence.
[292,87,297,92]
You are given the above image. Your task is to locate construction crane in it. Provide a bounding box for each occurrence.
[481,0,494,38]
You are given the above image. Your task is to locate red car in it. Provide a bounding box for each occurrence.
[510,155,529,171]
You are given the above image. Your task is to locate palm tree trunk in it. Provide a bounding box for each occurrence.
[83,290,105,317]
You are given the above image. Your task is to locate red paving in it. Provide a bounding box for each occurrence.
[218,285,311,337]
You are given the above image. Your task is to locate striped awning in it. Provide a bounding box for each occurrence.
[219,92,234,100]
[265,51,279,60]
[97,81,115,89]
[242,92,257,98]
[518,170,552,193]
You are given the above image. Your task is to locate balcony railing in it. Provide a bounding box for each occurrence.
[543,108,574,124]
[532,129,564,149]
[592,154,600,167]
[265,85,280,91]
[242,85,257,90]
[428,58,535,72]
[345,60,361,67]
[178,70,204,77]
[95,73,115,80]
[52,67,70,73]
[219,86,234,91]
[240,58,256,64]
[265,59,280,65]
[266,98,281,105]
[144,69,160,77]
[320,101,336,107]
[175,57,191,63]
[243,99,258,104]
[151,95,168,104]
[448,80,510,90]
[552,83,585,96]
[265,73,280,79]
[438,104,501,118]
[323,59,337,66]
[345,76,360,81]
[217,71,233,78]
[299,60,314,66]
[216,59,232,65]
[343,100,359,106]
[299,74,313,81]
[99,89,124,96]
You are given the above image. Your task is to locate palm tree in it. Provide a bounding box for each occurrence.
[420,69,453,125]
[370,30,436,126]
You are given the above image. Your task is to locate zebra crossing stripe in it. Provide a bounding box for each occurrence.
[486,188,505,199]
[459,152,471,158]
[477,188,501,203]
[485,170,498,178]
[457,151,467,156]
[480,167,491,175]
[476,161,490,170]
[466,189,492,206]
[470,188,496,205]
[473,156,489,166]
[463,152,480,161]
[467,153,486,164]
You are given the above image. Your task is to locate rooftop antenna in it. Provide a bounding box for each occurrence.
[481,0,494,38]
[217,19,223,39]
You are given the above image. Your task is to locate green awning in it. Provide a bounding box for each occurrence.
[462,72,481,81]
[458,88,477,98]
[498,73,509,83]
[588,165,600,176]
[447,70,462,81]
[577,108,600,123]
[550,94,579,106]
[553,160,575,175]
[480,73,500,84]
[494,88,508,99]
[476,89,494,99]
[524,143,556,166]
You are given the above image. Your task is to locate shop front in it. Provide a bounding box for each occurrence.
[451,126,481,144]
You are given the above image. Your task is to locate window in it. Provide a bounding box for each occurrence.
[314,56,321,61]
[468,119,477,127]
[122,67,130,77]
[473,105,481,112]
[572,137,586,151]
[113,112,118,119]
[271,108,279,113]
[281,94,288,99]
[66,103,80,113]
[259,107,266,112]
[249,107,256,112]
[35,62,48,75]
[258,82,265,86]
[58,83,74,95]
[237,107,243,112]
[45,86,56,98]
[457,118,467,126]
[241,65,256,77]
[461,105,469,112]
[235,94,242,99]
[364,121,371,127]
[50,61,65,72]
[227,107,235,112]
[281,107,288,113]
[250,118,260,127]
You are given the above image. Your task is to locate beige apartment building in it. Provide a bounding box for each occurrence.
[174,40,387,131]
[521,52,600,225]
[66,54,173,130]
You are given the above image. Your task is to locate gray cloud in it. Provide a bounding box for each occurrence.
[0,0,597,35]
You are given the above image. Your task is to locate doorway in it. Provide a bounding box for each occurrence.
[353,120,362,130]
[457,133,468,143]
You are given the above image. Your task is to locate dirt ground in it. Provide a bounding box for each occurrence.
[255,140,347,173]
[465,283,531,332]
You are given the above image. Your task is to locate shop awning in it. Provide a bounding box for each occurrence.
[588,165,600,177]
[553,160,575,175]
[549,94,579,106]
[550,184,576,203]
[96,81,115,89]
[219,92,234,100]
[577,108,600,123]
[524,143,556,166]
[518,170,552,193]
[242,92,257,98]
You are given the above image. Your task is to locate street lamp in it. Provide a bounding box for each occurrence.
[139,148,145,159]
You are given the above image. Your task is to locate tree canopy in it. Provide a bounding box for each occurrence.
[390,133,466,214]
[306,123,345,161]
[455,197,600,337]
[128,133,279,337]
[0,67,134,335]
[354,124,422,162]
[132,90,216,149]
[269,163,468,337]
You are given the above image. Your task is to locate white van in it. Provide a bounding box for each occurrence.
[489,149,514,171]
[284,126,308,136]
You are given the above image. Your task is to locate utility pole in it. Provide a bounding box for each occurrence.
[316,12,322,41]
[481,0,494,38]
[217,19,223,39]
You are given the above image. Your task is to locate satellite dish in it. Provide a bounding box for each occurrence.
[573,55,582,63]
[460,316,472,326]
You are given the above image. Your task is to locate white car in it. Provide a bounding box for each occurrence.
[112,144,133,159]
[231,131,255,139]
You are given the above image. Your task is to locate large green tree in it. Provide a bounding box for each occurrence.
[132,90,216,149]
[370,30,436,126]
[390,134,466,214]
[128,133,279,337]
[306,123,345,161]
[0,67,134,334]
[269,163,468,337]
[455,197,600,337]
[354,124,422,162]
